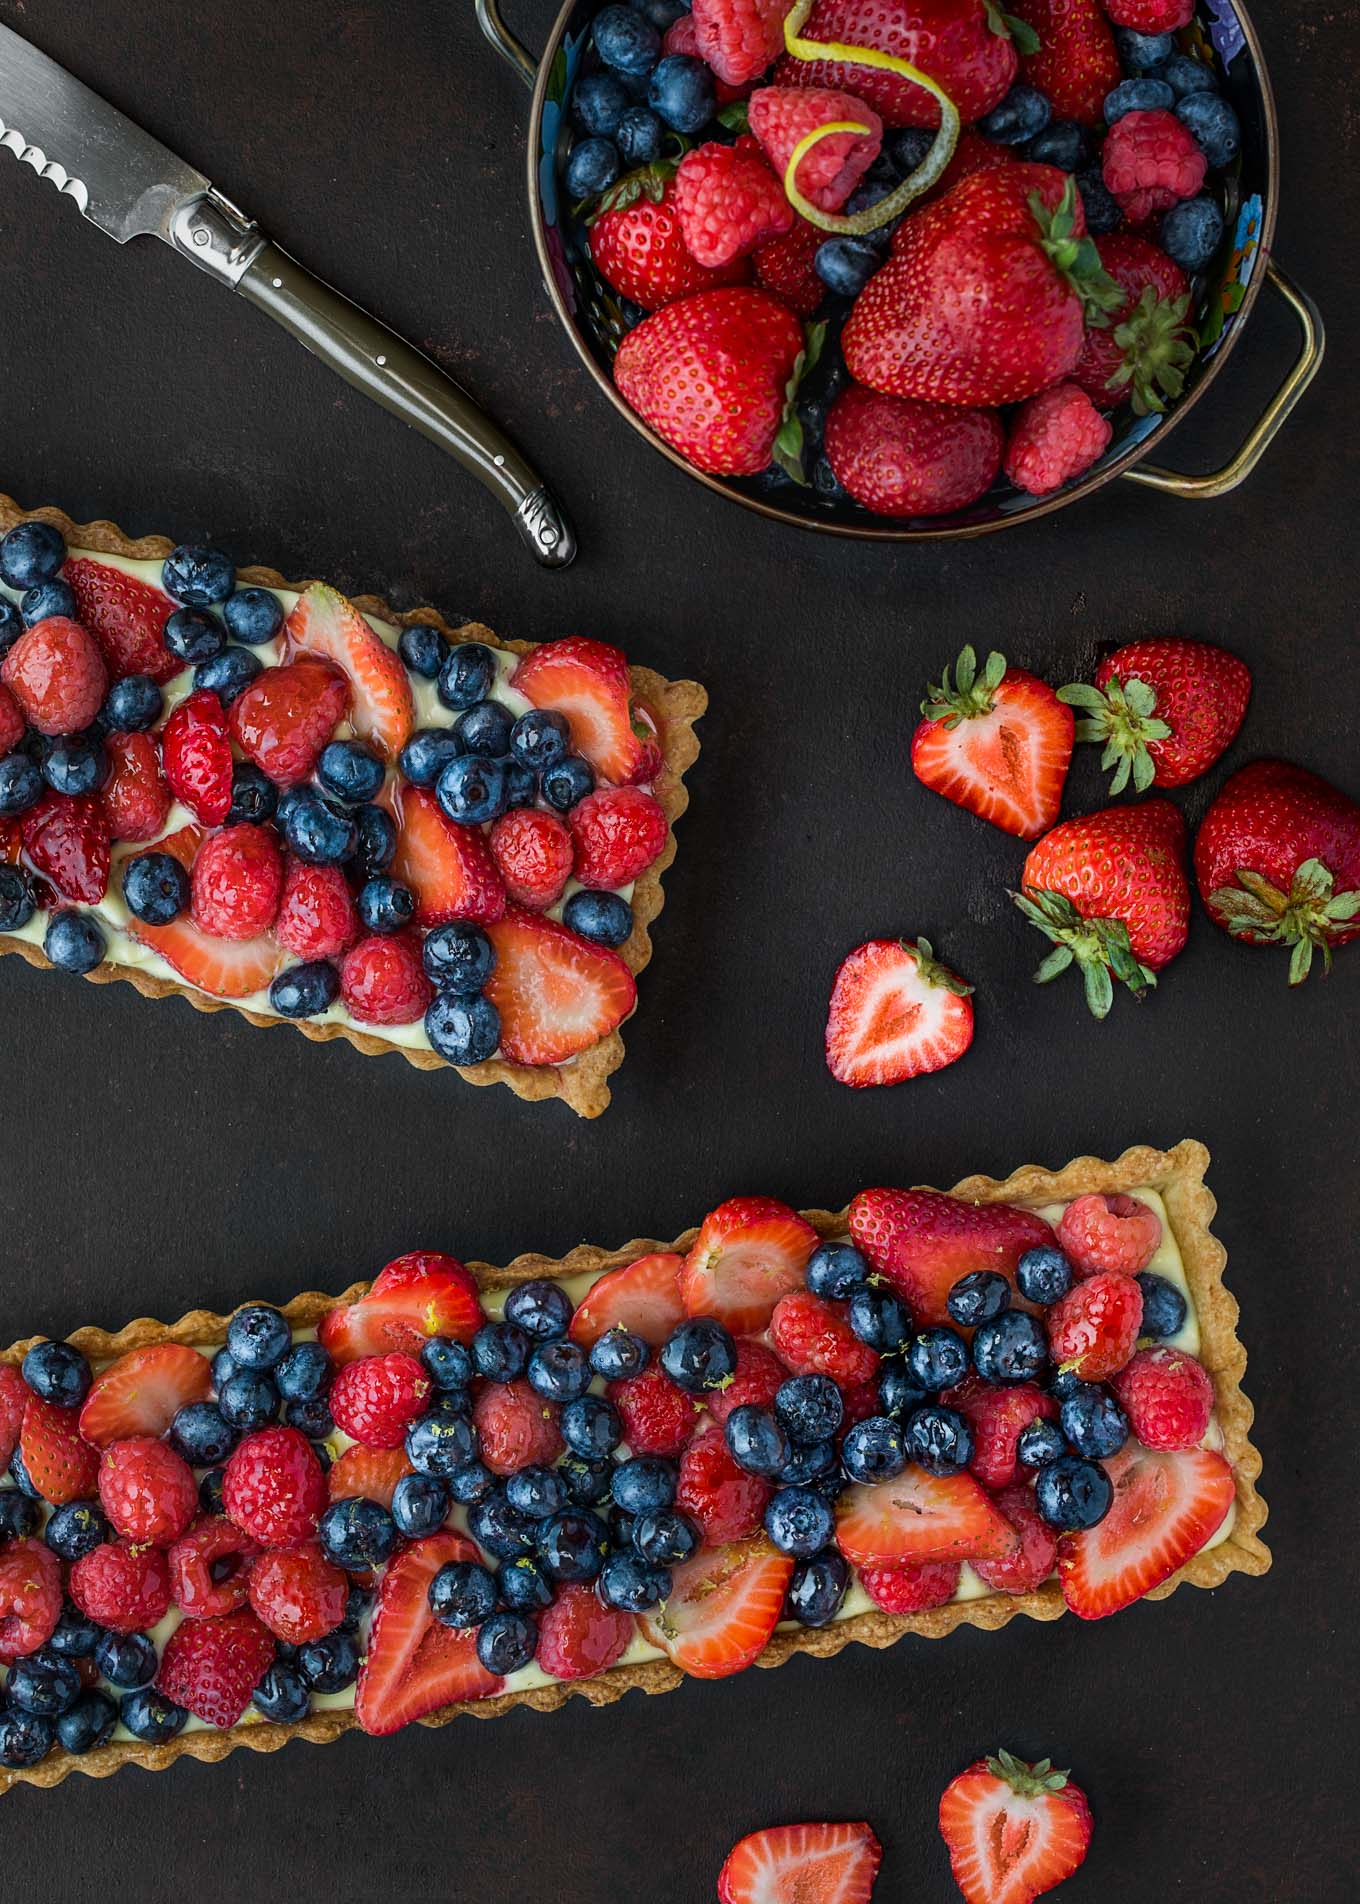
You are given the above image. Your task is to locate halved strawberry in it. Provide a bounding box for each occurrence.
[639,1536,792,1679]
[511,635,644,785]
[835,1468,1018,1570]
[355,1531,502,1735]
[326,1445,414,1510]
[79,1343,212,1447]
[718,1821,882,1904]
[386,785,506,927]
[911,647,1074,841]
[63,556,180,683]
[1058,1442,1235,1620]
[939,1752,1093,1904]
[680,1197,819,1335]
[0,1364,26,1470]
[826,938,975,1088]
[284,582,414,759]
[848,1188,1056,1327]
[19,1392,101,1504]
[129,911,286,999]
[568,1252,686,1350]
[483,908,636,1066]
[318,1252,485,1362]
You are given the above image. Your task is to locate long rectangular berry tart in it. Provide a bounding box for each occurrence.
[0,1142,1267,1796]
[0,498,705,1117]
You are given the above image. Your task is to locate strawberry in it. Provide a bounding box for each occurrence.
[190,822,283,939]
[970,1483,1058,1593]
[1003,381,1112,496]
[283,581,414,758]
[0,817,19,865]
[329,1351,431,1450]
[682,1196,819,1334]
[824,387,1005,518]
[79,1343,211,1446]
[718,1821,882,1904]
[473,1379,564,1475]
[274,855,360,960]
[568,1252,686,1350]
[21,792,110,903]
[1103,0,1192,25]
[161,688,234,824]
[773,0,1019,128]
[753,217,824,315]
[339,930,434,1026]
[1060,635,1250,794]
[1101,108,1205,222]
[63,556,180,683]
[606,1364,700,1456]
[0,1539,63,1660]
[248,1542,349,1643]
[319,1252,484,1361]
[825,937,975,1086]
[1013,798,1190,1015]
[945,1376,1058,1489]
[589,163,753,313]
[0,683,23,756]
[1070,232,1191,415]
[614,287,809,478]
[483,907,636,1066]
[536,1581,635,1682]
[676,1423,772,1543]
[1109,1346,1213,1451]
[131,912,286,998]
[843,167,1119,406]
[327,1445,414,1509]
[569,785,668,889]
[387,784,507,926]
[918,126,1017,204]
[68,1538,171,1634]
[98,1435,198,1545]
[1058,1441,1234,1618]
[911,642,1073,841]
[1056,1192,1161,1278]
[1194,761,1360,983]
[769,1290,880,1385]
[168,1516,261,1617]
[748,85,884,212]
[489,807,573,910]
[692,0,798,86]
[1046,1270,1143,1379]
[100,730,170,842]
[639,1535,793,1677]
[857,1556,961,1612]
[222,1426,326,1548]
[1010,0,1120,123]
[512,635,644,786]
[156,1607,275,1729]
[702,1339,790,1427]
[1,616,107,735]
[0,1364,26,1470]
[229,657,351,788]
[938,1750,1092,1903]
[19,1391,100,1503]
[848,1187,1055,1327]
[355,1531,502,1735]
[835,1467,1017,1567]
[675,137,795,268]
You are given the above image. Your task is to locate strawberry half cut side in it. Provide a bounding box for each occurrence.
[568,1252,686,1350]
[1058,1441,1235,1620]
[639,1536,792,1679]
[284,582,414,759]
[835,1466,1018,1570]
[825,937,974,1087]
[355,1531,503,1735]
[718,1821,883,1904]
[681,1197,819,1335]
[79,1344,212,1446]
[848,1187,1056,1327]
[938,1750,1092,1904]
[910,645,1074,841]
[483,908,636,1067]
[318,1252,485,1362]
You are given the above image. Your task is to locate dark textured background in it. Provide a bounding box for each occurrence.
[0,1,1355,1895]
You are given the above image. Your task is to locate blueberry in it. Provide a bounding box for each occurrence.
[1047,1368,1086,1403]
[168,1401,237,1466]
[1114,26,1174,70]
[562,889,632,947]
[437,641,496,711]
[647,54,715,134]
[594,4,661,77]
[504,761,537,809]
[472,1321,530,1385]
[6,1647,80,1716]
[164,606,225,664]
[973,1310,1049,1384]
[468,1491,536,1559]
[777,1437,840,1492]
[565,136,621,200]
[1060,1384,1129,1459]
[503,1465,567,1522]
[611,1454,676,1514]
[615,105,665,167]
[196,646,264,712]
[44,909,105,974]
[436,753,508,826]
[448,1460,497,1507]
[981,82,1051,142]
[1161,193,1224,272]
[1104,76,1173,122]
[1017,1418,1067,1468]
[319,1497,398,1570]
[1027,119,1092,171]
[0,1710,54,1767]
[284,1396,334,1439]
[1016,1246,1073,1307]
[598,1550,670,1611]
[41,737,107,797]
[631,0,686,28]
[297,1628,360,1692]
[94,1629,158,1689]
[1077,165,1123,233]
[0,865,34,933]
[476,1610,538,1674]
[252,1663,310,1723]
[0,596,20,656]
[947,1271,1011,1329]
[198,1467,226,1515]
[9,1446,40,1496]
[223,587,284,645]
[525,1342,589,1408]
[56,1689,117,1755]
[906,1327,970,1393]
[162,545,234,606]
[100,673,163,733]
[281,791,357,865]
[887,127,935,175]
[660,1317,736,1393]
[814,236,879,298]
[633,1506,698,1566]
[227,1303,291,1371]
[421,1337,473,1391]
[508,708,571,773]
[775,1375,844,1446]
[276,1341,332,1403]
[22,577,77,624]
[725,1405,790,1478]
[47,1603,100,1659]
[843,178,902,251]
[848,1286,913,1354]
[419,926,494,1000]
[805,1241,869,1302]
[355,875,415,936]
[353,802,396,876]
[498,1555,555,1611]
[42,1500,107,1560]
[540,753,595,811]
[501,1278,571,1342]
[573,69,632,137]
[319,739,385,804]
[0,753,42,817]
[1035,1453,1113,1530]
[841,1414,908,1484]
[119,1687,188,1745]
[226,760,277,825]
[269,960,341,1019]
[21,1338,91,1406]
[397,622,449,681]
[561,1454,615,1507]
[1176,91,1240,166]
[391,1471,452,1539]
[398,727,463,789]
[589,1328,648,1382]
[608,1504,637,1549]
[786,1549,850,1627]
[1152,52,1218,97]
[429,1558,498,1627]
[0,1490,41,1540]
[406,1411,478,1477]
[1135,1271,1187,1340]
[217,1371,279,1430]
[538,1508,607,1581]
[453,698,513,760]
[0,521,66,589]
[904,1403,973,1475]
[764,1485,834,1557]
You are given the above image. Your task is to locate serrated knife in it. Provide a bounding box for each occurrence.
[0,23,575,567]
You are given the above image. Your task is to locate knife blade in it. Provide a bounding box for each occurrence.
[0,24,574,567]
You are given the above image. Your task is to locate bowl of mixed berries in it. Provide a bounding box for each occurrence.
[479,0,1317,537]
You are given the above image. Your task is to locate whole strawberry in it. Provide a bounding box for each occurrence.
[1010,0,1120,124]
[773,0,1019,128]
[752,219,825,316]
[1060,636,1250,794]
[825,386,1004,519]
[1013,799,1190,1015]
[1194,760,1360,983]
[589,166,752,312]
[1071,233,1192,416]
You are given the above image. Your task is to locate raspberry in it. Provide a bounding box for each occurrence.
[1102,0,1192,28]
[970,1482,1057,1594]
[223,1426,327,1548]
[662,12,749,102]
[677,1423,771,1542]
[945,1377,1058,1490]
[156,1607,275,1729]
[0,682,24,755]
[0,617,107,736]
[692,0,794,87]
[836,1379,880,1442]
[1047,1272,1144,1381]
[752,218,824,317]
[98,1435,198,1546]
[748,85,884,212]
[569,786,669,890]
[702,1339,790,1428]
[101,730,170,842]
[769,1290,880,1387]
[275,856,359,961]
[190,822,284,940]
[229,657,350,787]
[168,1515,261,1616]
[1004,382,1113,497]
[605,1364,700,1456]
[329,1352,431,1450]
[858,1558,961,1614]
[535,1581,635,1681]
[489,808,573,910]
[161,688,234,826]
[339,931,433,1026]
[68,1539,172,1634]
[1057,1193,1163,1279]
[473,1379,564,1476]
[1110,1346,1213,1451]
[1101,109,1206,222]
[0,1538,62,1660]
[21,792,110,905]
[248,1541,348,1643]
[674,139,795,269]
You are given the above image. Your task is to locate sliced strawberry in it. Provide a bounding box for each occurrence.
[680,1197,818,1335]
[826,938,975,1087]
[19,1392,101,1504]
[1059,1442,1235,1620]
[327,1445,415,1510]
[835,1468,1018,1570]
[939,1753,1093,1904]
[639,1536,792,1678]
[63,556,180,683]
[718,1821,882,1904]
[79,1342,212,1447]
[284,582,414,759]
[0,1364,26,1470]
[848,1188,1057,1327]
[161,689,233,825]
[229,657,351,788]
[318,1252,485,1362]
[568,1253,686,1350]
[355,1531,502,1735]
[911,649,1074,841]
[511,635,644,785]
[483,907,636,1066]
[129,910,285,998]
[21,792,110,903]
[387,784,506,927]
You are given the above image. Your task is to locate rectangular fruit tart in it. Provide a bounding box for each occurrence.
[0,1141,1267,1796]
[0,498,706,1117]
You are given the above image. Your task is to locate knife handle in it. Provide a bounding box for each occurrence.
[234,242,575,567]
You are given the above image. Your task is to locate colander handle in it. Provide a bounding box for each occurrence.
[476,0,539,89]
[1122,263,1324,499]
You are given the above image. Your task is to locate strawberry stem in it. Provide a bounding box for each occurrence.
[1208,856,1360,984]
[1057,675,1173,795]
[1011,885,1156,1019]
[985,1749,1071,1797]
[907,937,974,996]
[1028,181,1123,328]
[921,645,1008,727]
[1107,286,1195,416]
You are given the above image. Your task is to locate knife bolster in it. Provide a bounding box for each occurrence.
[168,188,265,286]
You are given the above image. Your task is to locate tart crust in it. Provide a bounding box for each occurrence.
[0,496,707,1118]
[0,1141,1268,1797]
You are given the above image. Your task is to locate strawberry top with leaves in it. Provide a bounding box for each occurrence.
[773,0,1022,128]
[938,1750,1093,1904]
[911,644,1074,839]
[1059,636,1250,793]
[1070,232,1192,416]
[589,164,752,312]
